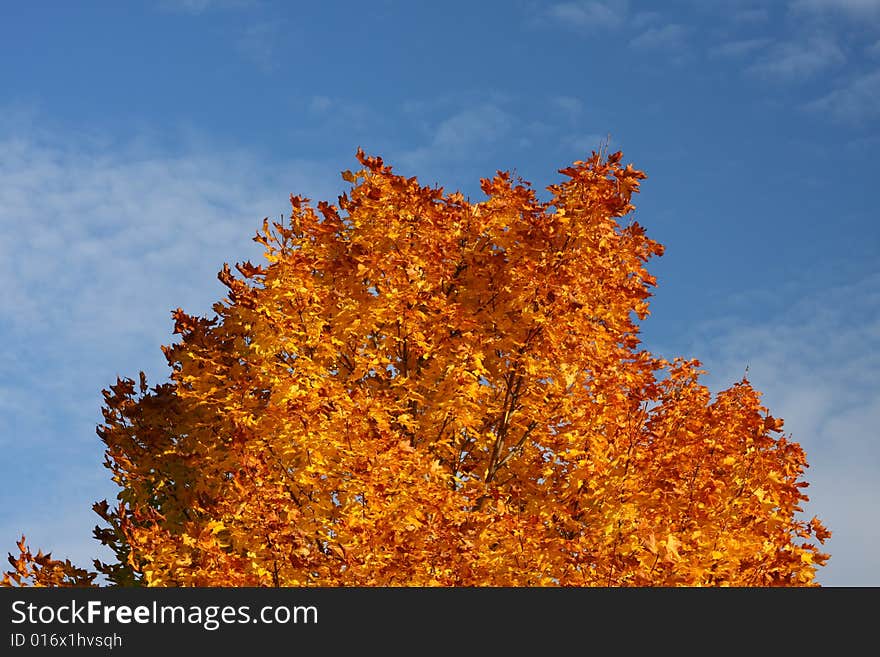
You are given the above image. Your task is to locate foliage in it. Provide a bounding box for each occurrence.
[3,150,830,586]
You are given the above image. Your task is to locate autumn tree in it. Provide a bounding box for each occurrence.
[3,149,830,587]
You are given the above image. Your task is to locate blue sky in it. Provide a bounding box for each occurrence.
[1,0,877,586]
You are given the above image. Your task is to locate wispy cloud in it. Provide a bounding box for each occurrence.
[709,37,771,58]
[551,95,584,121]
[632,11,660,29]
[791,0,880,19]
[805,69,880,121]
[544,1,626,30]
[675,273,880,585]
[0,126,335,363]
[734,7,770,23]
[433,105,515,151]
[560,132,608,156]
[237,21,281,72]
[399,103,516,171]
[747,36,845,80]
[543,3,686,56]
[159,0,256,14]
[308,95,333,113]
[293,96,375,138]
[629,24,688,50]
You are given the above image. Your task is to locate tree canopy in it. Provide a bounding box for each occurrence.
[3,149,830,587]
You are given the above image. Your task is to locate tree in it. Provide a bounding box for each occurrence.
[3,149,830,587]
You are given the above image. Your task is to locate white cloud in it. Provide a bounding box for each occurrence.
[747,36,845,80]
[434,105,513,151]
[237,21,281,72]
[0,138,323,342]
[545,1,626,30]
[629,24,688,50]
[734,7,770,23]
[805,69,880,121]
[675,273,880,585]
[309,95,333,113]
[399,104,516,170]
[561,133,607,155]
